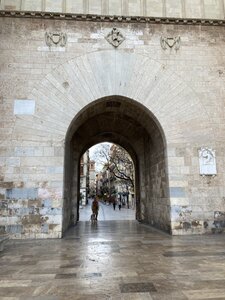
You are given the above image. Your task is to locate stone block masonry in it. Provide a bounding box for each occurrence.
[0,185,62,238]
[0,2,225,237]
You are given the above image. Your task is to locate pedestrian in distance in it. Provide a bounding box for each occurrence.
[91,197,99,220]
[113,199,116,210]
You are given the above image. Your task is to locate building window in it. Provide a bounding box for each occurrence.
[80,166,84,176]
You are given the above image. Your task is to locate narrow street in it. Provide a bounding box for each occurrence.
[79,199,135,221]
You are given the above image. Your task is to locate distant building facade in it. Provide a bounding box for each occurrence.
[89,160,96,197]
[79,151,90,206]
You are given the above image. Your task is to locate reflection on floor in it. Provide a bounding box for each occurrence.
[1,220,225,299]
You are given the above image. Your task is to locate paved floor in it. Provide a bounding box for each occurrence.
[1,209,225,299]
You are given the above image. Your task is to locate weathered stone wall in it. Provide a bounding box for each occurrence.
[139,125,170,232]
[1,0,225,20]
[149,130,169,232]
[0,14,225,238]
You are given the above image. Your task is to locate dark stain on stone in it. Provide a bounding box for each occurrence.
[0,201,7,209]
[0,226,6,234]
[164,251,199,257]
[212,211,225,233]
[22,215,48,225]
[60,261,82,268]
[62,81,69,89]
[120,282,157,293]
[204,221,208,228]
[40,181,48,188]
[212,228,223,234]
[55,273,77,279]
[82,273,102,278]
[14,182,24,188]
[183,222,191,231]
[0,194,5,200]
[192,221,202,227]
[0,182,14,189]
[28,199,42,207]
[49,224,58,230]
[174,221,192,231]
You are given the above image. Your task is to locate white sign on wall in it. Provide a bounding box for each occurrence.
[199,147,217,176]
[14,99,35,115]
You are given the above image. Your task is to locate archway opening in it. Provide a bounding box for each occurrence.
[63,96,170,234]
[79,142,136,221]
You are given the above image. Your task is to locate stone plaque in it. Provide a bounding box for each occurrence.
[199,147,217,176]
[14,99,35,115]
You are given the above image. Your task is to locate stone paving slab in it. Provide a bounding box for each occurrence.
[1,221,225,299]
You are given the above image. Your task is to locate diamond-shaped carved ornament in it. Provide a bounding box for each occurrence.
[105,28,125,48]
[160,36,181,50]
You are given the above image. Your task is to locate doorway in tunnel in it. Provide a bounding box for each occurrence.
[63,96,170,234]
[78,142,136,221]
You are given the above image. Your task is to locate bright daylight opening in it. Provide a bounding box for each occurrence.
[79,142,136,221]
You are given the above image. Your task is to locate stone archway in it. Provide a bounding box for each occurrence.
[63,96,169,233]
[11,50,211,237]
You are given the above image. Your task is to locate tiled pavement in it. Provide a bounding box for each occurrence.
[1,220,225,299]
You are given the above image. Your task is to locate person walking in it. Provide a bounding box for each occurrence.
[91,197,99,220]
[118,201,122,210]
[113,199,116,210]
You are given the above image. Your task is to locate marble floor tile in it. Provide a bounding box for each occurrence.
[183,289,225,299]
[120,282,157,293]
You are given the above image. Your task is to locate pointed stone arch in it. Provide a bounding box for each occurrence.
[63,96,169,232]
[12,50,211,236]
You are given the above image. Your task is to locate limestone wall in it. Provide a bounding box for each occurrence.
[0,0,225,20]
[0,15,225,238]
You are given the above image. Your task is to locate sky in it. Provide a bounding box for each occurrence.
[89,142,112,172]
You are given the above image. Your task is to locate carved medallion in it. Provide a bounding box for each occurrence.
[199,147,217,176]
[160,36,181,50]
[45,32,67,47]
[105,28,125,48]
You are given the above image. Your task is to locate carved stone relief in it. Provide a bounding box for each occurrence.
[199,147,217,176]
[45,32,67,47]
[160,36,181,50]
[105,28,125,48]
